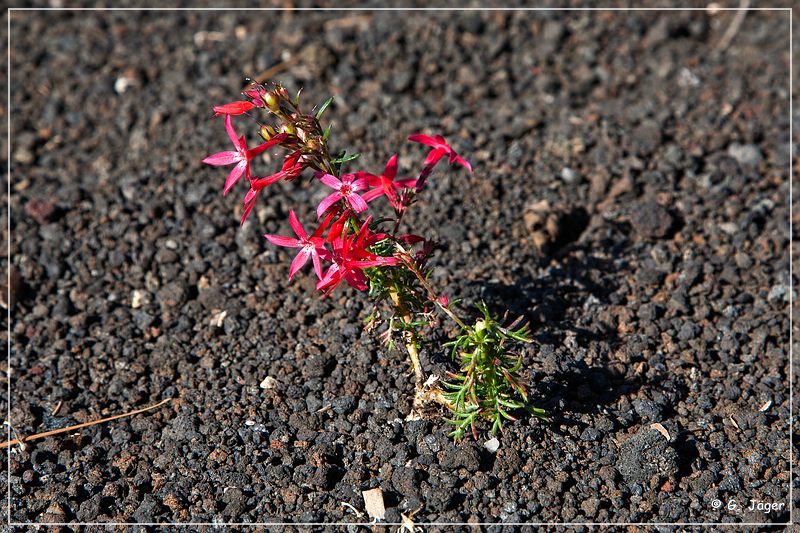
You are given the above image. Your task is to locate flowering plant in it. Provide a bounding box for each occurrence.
[204,81,545,439]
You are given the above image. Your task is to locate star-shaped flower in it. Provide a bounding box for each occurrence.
[202,115,283,195]
[315,172,369,218]
[317,217,397,295]
[264,210,330,280]
[408,133,472,189]
[360,154,417,211]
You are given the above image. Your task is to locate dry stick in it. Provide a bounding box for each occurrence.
[0,398,173,450]
[715,0,750,52]
[250,59,295,86]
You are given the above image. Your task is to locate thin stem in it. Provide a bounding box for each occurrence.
[0,398,173,450]
[395,244,468,330]
[389,286,424,387]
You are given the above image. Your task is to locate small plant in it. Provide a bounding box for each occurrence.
[203,81,546,438]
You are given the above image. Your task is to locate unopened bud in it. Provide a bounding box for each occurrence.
[259,124,276,141]
[306,139,320,152]
[279,123,296,135]
[263,91,280,112]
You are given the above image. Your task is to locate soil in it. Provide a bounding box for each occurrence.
[4,3,795,529]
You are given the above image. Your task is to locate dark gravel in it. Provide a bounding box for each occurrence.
[4,4,794,528]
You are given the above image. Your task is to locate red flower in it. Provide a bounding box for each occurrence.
[264,210,330,280]
[212,101,257,116]
[203,115,283,195]
[315,172,369,218]
[325,208,350,244]
[279,151,306,181]
[408,133,472,188]
[317,217,397,295]
[360,154,416,211]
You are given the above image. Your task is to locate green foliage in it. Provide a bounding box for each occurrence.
[330,151,360,165]
[315,96,334,119]
[442,303,546,439]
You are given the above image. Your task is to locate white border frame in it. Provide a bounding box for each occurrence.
[5,5,794,528]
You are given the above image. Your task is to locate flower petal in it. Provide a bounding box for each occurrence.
[318,173,342,189]
[311,251,323,280]
[289,248,311,279]
[264,234,301,247]
[453,155,472,172]
[213,101,256,116]
[344,269,369,291]
[240,188,258,226]
[247,137,281,159]
[223,161,247,195]
[250,172,284,191]
[350,177,369,192]
[288,210,307,240]
[383,154,398,180]
[355,256,398,268]
[203,150,239,166]
[423,148,446,168]
[317,192,342,218]
[362,188,385,203]
[408,133,440,148]
[224,114,240,148]
[346,193,369,213]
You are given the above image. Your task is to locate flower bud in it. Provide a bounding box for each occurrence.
[305,139,320,152]
[258,124,276,141]
[263,91,280,112]
[279,123,296,135]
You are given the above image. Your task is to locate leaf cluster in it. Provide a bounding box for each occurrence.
[443,303,546,439]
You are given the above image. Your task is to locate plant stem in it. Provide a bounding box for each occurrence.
[395,245,468,330]
[388,284,454,414]
[388,286,424,387]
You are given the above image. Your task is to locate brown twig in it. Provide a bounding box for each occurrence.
[714,0,750,53]
[323,14,373,31]
[0,398,173,450]
[250,59,295,86]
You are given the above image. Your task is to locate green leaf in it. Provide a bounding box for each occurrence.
[294,87,302,107]
[315,96,334,119]
[331,152,360,165]
[527,406,549,420]
[323,124,333,141]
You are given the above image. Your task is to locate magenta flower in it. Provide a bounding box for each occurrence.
[278,151,306,182]
[317,217,397,295]
[315,172,369,218]
[264,210,330,280]
[212,101,257,116]
[408,133,473,188]
[360,154,417,211]
[203,115,283,195]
